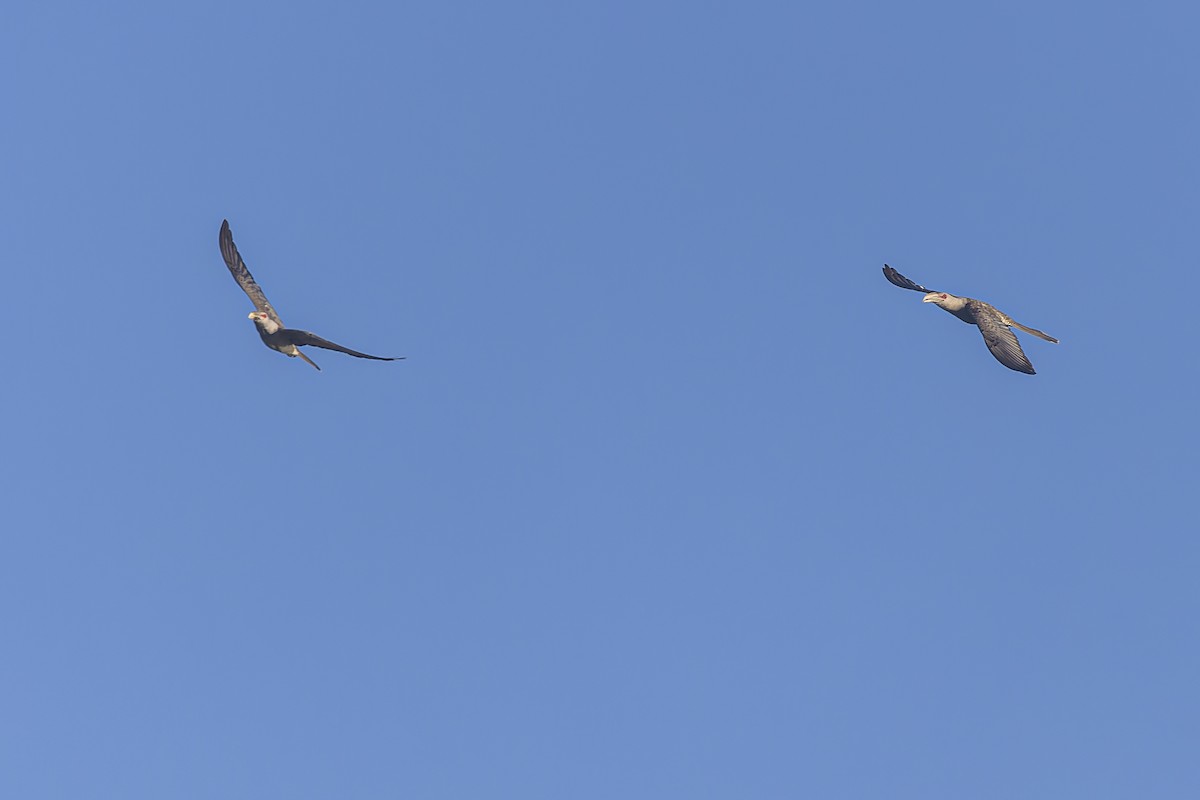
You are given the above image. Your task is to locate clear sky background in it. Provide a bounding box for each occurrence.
[2,1,1196,797]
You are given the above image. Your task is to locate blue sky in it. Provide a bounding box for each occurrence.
[2,1,1197,796]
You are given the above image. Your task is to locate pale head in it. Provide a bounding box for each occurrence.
[922,291,969,312]
[248,310,281,334]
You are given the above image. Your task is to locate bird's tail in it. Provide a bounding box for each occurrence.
[1011,320,1059,344]
[297,350,322,371]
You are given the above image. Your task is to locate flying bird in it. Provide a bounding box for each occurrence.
[218,219,403,371]
[883,264,1058,374]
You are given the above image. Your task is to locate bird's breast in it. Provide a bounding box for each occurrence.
[256,327,296,354]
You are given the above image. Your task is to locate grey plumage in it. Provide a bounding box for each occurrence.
[883,264,1058,375]
[219,220,403,371]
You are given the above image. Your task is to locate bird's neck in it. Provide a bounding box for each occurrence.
[255,317,282,335]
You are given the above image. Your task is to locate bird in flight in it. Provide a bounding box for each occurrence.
[883,264,1058,374]
[218,220,403,371]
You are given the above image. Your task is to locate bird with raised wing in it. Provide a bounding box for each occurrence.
[883,264,1058,374]
[218,220,403,371]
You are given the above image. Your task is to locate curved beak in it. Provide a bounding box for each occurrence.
[921,293,940,303]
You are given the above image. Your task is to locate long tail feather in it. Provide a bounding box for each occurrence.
[297,350,322,371]
[1011,320,1059,344]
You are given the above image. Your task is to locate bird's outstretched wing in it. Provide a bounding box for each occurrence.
[973,307,1035,374]
[882,264,939,294]
[283,329,403,362]
[219,220,284,328]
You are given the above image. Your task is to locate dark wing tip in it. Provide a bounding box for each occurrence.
[994,353,1037,374]
[882,264,933,293]
[1003,354,1036,374]
[218,220,238,264]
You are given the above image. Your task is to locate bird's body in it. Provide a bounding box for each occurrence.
[883,264,1058,374]
[218,220,402,371]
